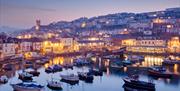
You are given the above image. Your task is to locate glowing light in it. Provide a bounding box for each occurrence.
[81,22,86,28]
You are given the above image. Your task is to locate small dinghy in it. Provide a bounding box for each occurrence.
[60,74,79,85]
[47,79,62,90]
[11,82,44,91]
[0,75,8,84]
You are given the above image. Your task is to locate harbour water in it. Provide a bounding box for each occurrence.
[0,55,180,91]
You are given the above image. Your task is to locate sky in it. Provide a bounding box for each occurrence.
[0,0,179,29]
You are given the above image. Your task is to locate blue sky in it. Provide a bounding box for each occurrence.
[0,0,179,28]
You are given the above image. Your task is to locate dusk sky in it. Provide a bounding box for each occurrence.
[0,0,179,28]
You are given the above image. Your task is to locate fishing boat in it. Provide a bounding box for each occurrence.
[123,76,155,91]
[0,75,8,84]
[47,79,62,90]
[11,82,44,91]
[88,69,103,76]
[19,71,33,81]
[60,74,79,85]
[78,72,94,83]
[148,66,173,78]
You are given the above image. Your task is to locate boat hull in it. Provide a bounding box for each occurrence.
[47,84,62,90]
[123,78,155,91]
[148,70,172,78]
[11,85,43,91]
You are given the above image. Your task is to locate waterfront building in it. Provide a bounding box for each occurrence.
[167,37,180,53]
[1,39,16,59]
[122,37,167,53]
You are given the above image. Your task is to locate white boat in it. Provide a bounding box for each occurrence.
[11,82,44,91]
[47,80,62,90]
[60,74,79,85]
[0,75,8,84]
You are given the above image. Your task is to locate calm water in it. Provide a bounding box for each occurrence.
[0,55,180,91]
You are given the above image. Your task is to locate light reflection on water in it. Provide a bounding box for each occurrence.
[0,55,180,91]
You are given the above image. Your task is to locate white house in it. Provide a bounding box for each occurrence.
[1,42,16,58]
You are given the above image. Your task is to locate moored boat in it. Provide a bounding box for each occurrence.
[88,69,103,76]
[148,66,173,78]
[19,71,33,81]
[0,75,8,84]
[47,79,62,90]
[123,77,155,91]
[45,65,62,73]
[78,72,94,83]
[60,74,79,85]
[27,70,40,77]
[162,58,180,65]
[11,82,44,91]
[63,64,73,70]
[122,60,132,66]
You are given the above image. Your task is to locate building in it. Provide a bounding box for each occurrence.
[1,39,16,59]
[122,37,167,53]
[167,37,180,53]
[42,39,64,54]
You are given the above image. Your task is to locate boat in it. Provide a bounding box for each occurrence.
[73,58,91,66]
[78,72,94,83]
[63,64,73,70]
[27,70,40,76]
[36,59,49,65]
[0,75,8,84]
[128,55,144,62]
[123,77,155,91]
[148,66,173,78]
[24,61,33,67]
[122,60,132,66]
[11,82,44,91]
[88,69,103,76]
[2,64,13,71]
[45,65,62,73]
[60,74,79,85]
[45,67,54,73]
[162,58,180,65]
[53,65,63,72]
[19,71,33,81]
[47,79,62,90]
[123,84,153,91]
